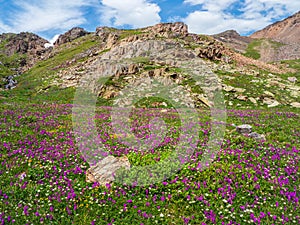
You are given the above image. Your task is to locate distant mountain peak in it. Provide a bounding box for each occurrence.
[214,30,241,37]
[213,29,252,54]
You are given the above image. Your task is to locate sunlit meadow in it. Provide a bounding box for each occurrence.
[0,103,299,224]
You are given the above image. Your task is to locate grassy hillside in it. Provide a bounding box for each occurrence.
[243,38,284,60]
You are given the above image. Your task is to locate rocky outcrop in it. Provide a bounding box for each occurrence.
[95,26,120,48]
[195,43,224,61]
[144,22,188,38]
[0,32,49,56]
[54,27,89,46]
[95,22,188,48]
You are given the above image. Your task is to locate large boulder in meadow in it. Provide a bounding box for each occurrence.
[86,155,130,185]
[236,124,252,134]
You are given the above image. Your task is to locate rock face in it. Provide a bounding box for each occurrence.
[95,26,120,48]
[86,155,130,185]
[54,27,89,46]
[95,22,188,48]
[195,44,224,61]
[69,39,222,108]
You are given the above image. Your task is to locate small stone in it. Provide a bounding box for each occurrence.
[287,77,297,83]
[290,102,300,108]
[248,132,266,141]
[237,95,247,101]
[235,88,246,93]
[249,97,257,104]
[263,98,280,107]
[198,94,211,107]
[223,85,234,92]
[263,91,275,97]
[128,64,139,74]
[290,91,299,98]
[161,102,168,107]
[236,124,252,134]
[267,101,280,108]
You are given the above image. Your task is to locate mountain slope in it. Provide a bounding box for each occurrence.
[250,11,300,44]
[213,11,300,62]
[0,22,299,109]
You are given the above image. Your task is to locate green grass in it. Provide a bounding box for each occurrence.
[214,68,300,109]
[119,29,146,40]
[243,39,262,60]
[133,96,174,108]
[0,53,26,78]
[130,56,151,64]
[0,34,26,80]
[280,58,300,71]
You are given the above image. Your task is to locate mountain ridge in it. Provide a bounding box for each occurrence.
[250,11,300,44]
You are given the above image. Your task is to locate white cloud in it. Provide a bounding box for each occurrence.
[44,34,60,48]
[0,0,97,35]
[183,0,300,35]
[99,0,161,28]
[185,0,237,12]
[0,21,11,33]
[0,0,299,39]
[0,0,161,38]
[184,10,270,35]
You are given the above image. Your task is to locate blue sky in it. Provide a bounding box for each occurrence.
[0,0,299,43]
